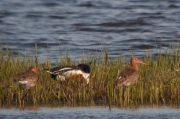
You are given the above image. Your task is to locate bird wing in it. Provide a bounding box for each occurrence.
[114,67,138,87]
[46,66,80,74]
[14,70,38,83]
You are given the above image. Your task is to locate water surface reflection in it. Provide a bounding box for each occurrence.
[0,106,180,119]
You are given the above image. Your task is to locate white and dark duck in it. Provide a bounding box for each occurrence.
[45,64,90,84]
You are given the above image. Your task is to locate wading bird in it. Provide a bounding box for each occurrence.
[13,66,38,109]
[46,64,90,84]
[114,57,147,89]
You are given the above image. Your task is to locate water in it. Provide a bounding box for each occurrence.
[0,106,180,119]
[0,0,180,63]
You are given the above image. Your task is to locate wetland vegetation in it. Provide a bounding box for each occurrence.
[1,47,180,108]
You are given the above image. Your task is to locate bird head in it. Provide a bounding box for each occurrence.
[131,57,147,65]
[29,66,37,74]
[78,64,90,73]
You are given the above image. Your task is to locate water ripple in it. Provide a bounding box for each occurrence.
[0,0,180,63]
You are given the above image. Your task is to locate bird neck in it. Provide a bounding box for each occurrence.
[32,69,37,74]
[131,61,138,71]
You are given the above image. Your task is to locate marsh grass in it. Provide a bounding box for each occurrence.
[1,47,180,108]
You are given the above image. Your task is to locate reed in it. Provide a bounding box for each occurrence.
[1,47,180,108]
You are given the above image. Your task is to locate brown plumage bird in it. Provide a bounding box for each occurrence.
[14,66,38,89]
[13,66,38,109]
[114,57,147,89]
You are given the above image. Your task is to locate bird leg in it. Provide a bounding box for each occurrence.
[122,86,127,102]
[19,90,24,110]
[20,89,28,110]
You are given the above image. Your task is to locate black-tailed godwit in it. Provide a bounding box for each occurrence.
[114,57,147,88]
[13,66,38,109]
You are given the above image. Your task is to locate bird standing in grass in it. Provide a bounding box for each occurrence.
[13,66,38,109]
[114,57,147,89]
[46,64,90,84]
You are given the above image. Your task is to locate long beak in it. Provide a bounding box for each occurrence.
[137,60,148,65]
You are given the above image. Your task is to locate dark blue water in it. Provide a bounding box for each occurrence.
[0,0,180,63]
[1,106,180,119]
